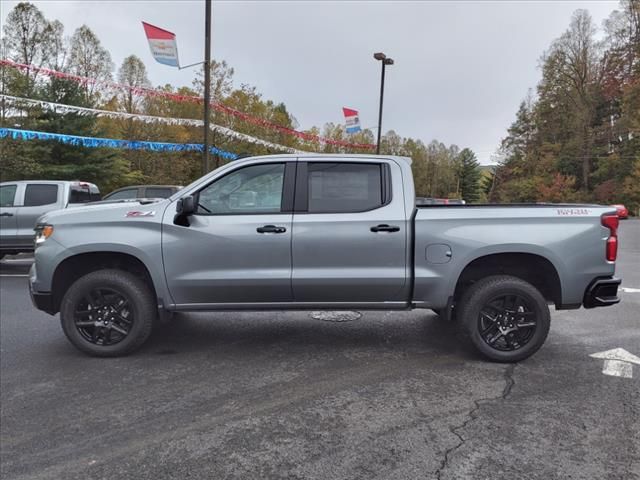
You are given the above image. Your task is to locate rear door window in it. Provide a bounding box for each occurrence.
[24,184,58,207]
[306,163,384,213]
[0,185,17,207]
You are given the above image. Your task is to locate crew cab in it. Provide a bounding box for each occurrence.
[28,155,621,361]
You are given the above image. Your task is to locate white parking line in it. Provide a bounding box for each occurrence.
[621,287,640,293]
[0,274,29,277]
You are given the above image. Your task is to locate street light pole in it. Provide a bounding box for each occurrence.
[376,60,386,155]
[373,52,393,155]
[203,0,212,175]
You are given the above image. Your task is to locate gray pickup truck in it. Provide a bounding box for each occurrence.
[28,154,621,361]
[0,180,100,258]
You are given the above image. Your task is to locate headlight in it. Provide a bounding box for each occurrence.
[34,224,54,245]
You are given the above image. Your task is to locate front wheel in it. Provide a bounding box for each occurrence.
[458,275,551,362]
[60,269,156,357]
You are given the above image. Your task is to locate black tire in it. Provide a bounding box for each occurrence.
[60,269,156,357]
[458,275,550,363]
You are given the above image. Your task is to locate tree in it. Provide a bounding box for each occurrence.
[67,25,113,101]
[193,59,234,102]
[1,2,66,90]
[537,10,602,191]
[44,19,66,71]
[1,72,143,190]
[191,60,236,167]
[117,55,150,114]
[622,158,640,213]
[2,3,49,68]
[380,130,403,155]
[457,148,481,202]
[492,2,639,207]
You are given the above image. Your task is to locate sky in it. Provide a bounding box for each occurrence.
[1,0,621,164]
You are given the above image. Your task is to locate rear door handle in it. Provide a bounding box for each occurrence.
[370,224,400,233]
[0,212,14,217]
[257,225,287,234]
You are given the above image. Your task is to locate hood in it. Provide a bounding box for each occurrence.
[39,198,170,226]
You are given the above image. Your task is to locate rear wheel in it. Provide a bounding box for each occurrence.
[458,275,550,362]
[60,269,156,357]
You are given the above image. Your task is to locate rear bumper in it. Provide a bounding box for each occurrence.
[583,277,621,308]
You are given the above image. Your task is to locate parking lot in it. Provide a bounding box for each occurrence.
[1,221,638,480]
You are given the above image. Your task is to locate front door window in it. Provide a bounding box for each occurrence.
[197,163,285,215]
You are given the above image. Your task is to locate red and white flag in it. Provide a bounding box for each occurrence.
[142,22,179,67]
[343,107,361,134]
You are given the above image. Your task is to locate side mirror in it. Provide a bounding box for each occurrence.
[177,195,196,216]
[174,195,195,226]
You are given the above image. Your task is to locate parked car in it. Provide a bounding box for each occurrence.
[611,204,629,219]
[103,185,182,201]
[29,155,621,361]
[0,180,100,258]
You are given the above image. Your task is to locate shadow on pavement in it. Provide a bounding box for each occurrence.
[140,311,479,362]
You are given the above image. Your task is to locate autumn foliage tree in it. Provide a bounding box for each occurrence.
[493,0,640,213]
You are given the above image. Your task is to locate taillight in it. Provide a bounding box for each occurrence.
[601,213,619,262]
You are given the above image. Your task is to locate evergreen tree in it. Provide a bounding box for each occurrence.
[457,148,481,203]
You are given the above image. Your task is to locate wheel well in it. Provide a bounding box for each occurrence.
[51,252,156,314]
[454,253,562,307]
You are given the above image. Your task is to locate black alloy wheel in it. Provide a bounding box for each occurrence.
[458,275,551,362]
[477,294,537,352]
[60,269,156,357]
[74,287,133,346]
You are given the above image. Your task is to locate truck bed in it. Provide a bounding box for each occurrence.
[411,203,616,309]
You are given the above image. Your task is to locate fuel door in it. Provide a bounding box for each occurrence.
[426,243,453,264]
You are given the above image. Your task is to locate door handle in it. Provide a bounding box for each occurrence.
[0,212,14,217]
[370,224,400,233]
[257,225,287,234]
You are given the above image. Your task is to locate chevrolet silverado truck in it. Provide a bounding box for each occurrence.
[28,155,621,361]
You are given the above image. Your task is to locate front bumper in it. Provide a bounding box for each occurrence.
[30,289,55,315]
[29,263,56,315]
[583,277,621,308]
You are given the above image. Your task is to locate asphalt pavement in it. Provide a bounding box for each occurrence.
[1,221,639,479]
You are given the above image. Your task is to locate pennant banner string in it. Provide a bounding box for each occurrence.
[1,95,304,154]
[0,127,239,159]
[0,59,376,150]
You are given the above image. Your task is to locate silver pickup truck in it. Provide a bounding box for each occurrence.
[0,180,100,258]
[28,154,621,361]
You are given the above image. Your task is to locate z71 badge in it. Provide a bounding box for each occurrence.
[125,211,156,217]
